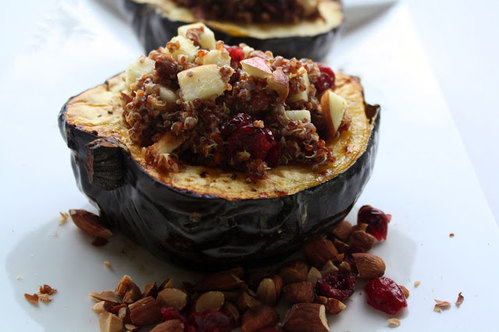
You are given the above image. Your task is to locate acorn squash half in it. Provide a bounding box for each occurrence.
[59,73,379,270]
[123,0,344,60]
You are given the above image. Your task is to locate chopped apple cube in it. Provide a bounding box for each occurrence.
[199,49,231,67]
[285,110,311,122]
[125,56,155,87]
[287,67,310,103]
[320,89,348,134]
[267,67,289,100]
[168,36,199,62]
[154,131,184,154]
[241,57,272,79]
[178,23,216,50]
[159,86,177,104]
[178,64,231,101]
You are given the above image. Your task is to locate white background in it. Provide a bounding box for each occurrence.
[1,0,498,331]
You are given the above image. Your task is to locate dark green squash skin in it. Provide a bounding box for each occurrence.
[122,0,343,61]
[58,83,379,271]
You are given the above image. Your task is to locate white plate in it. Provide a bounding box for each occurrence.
[1,0,498,331]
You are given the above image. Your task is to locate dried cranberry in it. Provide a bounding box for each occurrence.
[161,306,187,325]
[224,45,245,63]
[314,64,335,94]
[221,113,253,138]
[365,277,407,315]
[222,113,280,166]
[316,271,356,301]
[358,205,390,241]
[188,310,235,332]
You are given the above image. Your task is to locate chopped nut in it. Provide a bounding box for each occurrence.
[282,303,329,332]
[387,317,401,327]
[124,323,139,332]
[349,230,376,253]
[400,285,410,299]
[304,236,338,267]
[38,293,52,304]
[237,290,262,312]
[324,297,346,315]
[456,292,464,306]
[320,260,338,276]
[414,281,421,288]
[279,261,308,284]
[92,301,113,313]
[150,319,185,332]
[283,281,315,304]
[104,261,112,270]
[433,299,451,312]
[194,291,225,312]
[307,266,322,287]
[69,209,112,239]
[241,305,278,332]
[16,275,23,280]
[449,233,455,238]
[59,211,69,224]
[194,267,244,291]
[330,220,353,242]
[223,301,240,325]
[89,290,121,304]
[143,281,158,299]
[157,288,189,311]
[98,311,123,332]
[337,261,352,273]
[256,277,278,306]
[24,293,39,305]
[129,296,161,326]
[352,253,385,279]
[39,284,57,296]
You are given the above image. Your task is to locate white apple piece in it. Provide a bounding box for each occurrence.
[199,49,231,67]
[320,89,348,135]
[178,23,216,50]
[178,64,233,101]
[125,55,155,87]
[287,67,310,103]
[241,57,273,79]
[285,110,311,122]
[267,67,289,101]
[153,131,184,154]
[168,36,199,62]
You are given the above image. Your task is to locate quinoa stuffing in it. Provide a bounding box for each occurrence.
[121,23,350,180]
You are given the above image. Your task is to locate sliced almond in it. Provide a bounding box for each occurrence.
[285,110,311,122]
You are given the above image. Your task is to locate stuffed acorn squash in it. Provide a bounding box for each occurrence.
[59,24,379,269]
[123,0,344,60]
